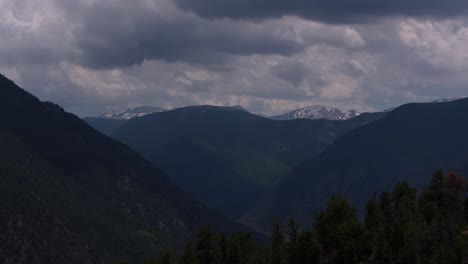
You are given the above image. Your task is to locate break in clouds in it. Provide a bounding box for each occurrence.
[2,0,468,116]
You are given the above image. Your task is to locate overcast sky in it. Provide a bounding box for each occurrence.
[2,0,468,116]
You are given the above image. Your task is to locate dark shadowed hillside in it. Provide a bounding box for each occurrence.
[82,117,126,136]
[0,74,256,263]
[271,98,468,226]
[109,106,385,220]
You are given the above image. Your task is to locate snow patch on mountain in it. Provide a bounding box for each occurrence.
[270,105,361,121]
[431,97,467,103]
[383,97,467,113]
[100,106,166,120]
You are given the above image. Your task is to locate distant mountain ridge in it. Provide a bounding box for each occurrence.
[98,105,249,121]
[230,105,248,112]
[383,96,467,112]
[100,106,166,120]
[431,97,467,103]
[270,105,361,121]
[95,97,466,122]
[272,98,467,121]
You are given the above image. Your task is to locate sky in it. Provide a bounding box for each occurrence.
[1,0,468,117]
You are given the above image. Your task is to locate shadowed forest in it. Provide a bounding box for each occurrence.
[140,171,468,264]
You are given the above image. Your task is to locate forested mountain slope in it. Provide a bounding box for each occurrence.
[0,74,254,263]
[271,98,468,226]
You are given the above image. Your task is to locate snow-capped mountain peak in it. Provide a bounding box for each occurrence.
[270,105,361,121]
[100,106,166,120]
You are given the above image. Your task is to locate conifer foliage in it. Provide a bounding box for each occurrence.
[150,171,468,264]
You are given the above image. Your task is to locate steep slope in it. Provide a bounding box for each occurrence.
[0,74,254,263]
[82,117,127,136]
[270,105,361,121]
[271,98,468,226]
[111,106,385,220]
[0,132,99,263]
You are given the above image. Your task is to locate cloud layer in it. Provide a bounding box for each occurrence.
[175,0,468,23]
[1,0,468,117]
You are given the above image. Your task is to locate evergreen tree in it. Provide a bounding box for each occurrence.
[419,170,445,225]
[159,248,176,264]
[295,230,321,264]
[271,221,286,264]
[286,218,298,264]
[196,228,216,264]
[252,246,271,264]
[429,246,451,264]
[398,222,420,264]
[465,197,468,224]
[418,171,466,264]
[372,226,392,264]
[364,197,379,231]
[216,232,229,264]
[182,243,198,264]
[314,195,364,263]
[392,182,418,260]
[226,233,254,264]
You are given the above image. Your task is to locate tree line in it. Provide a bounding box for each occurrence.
[144,170,468,264]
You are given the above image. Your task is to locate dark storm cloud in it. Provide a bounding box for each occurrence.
[271,61,309,86]
[0,1,73,67]
[174,0,468,23]
[3,0,468,117]
[60,0,305,69]
[336,61,365,78]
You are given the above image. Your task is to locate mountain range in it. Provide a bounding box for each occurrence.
[88,104,363,124]
[89,97,467,124]
[0,74,256,263]
[83,96,468,233]
[84,105,386,224]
